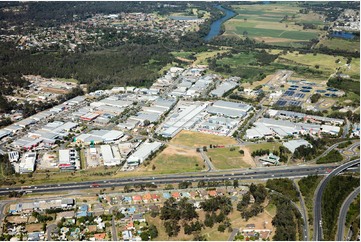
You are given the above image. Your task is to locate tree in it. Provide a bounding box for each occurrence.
[310,93,321,103]
[243,31,248,37]
[204,213,214,228]
[164,220,180,237]
[233,180,239,188]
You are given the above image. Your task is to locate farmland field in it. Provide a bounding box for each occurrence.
[223,3,325,46]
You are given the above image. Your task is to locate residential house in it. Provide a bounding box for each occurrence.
[132,214,146,223]
[94,233,106,241]
[208,190,217,197]
[132,195,142,204]
[142,193,152,203]
[171,192,180,200]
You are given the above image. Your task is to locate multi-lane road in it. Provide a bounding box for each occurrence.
[0,162,349,196]
[313,159,360,241]
[336,186,360,241]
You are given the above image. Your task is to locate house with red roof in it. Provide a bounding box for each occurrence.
[132,195,142,203]
[143,193,152,203]
[151,194,160,201]
[171,192,180,199]
[94,233,106,241]
[208,190,217,197]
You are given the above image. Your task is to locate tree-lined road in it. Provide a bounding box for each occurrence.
[313,159,360,241]
[336,186,360,241]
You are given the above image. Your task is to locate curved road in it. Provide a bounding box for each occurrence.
[293,180,309,241]
[336,186,360,241]
[313,159,360,241]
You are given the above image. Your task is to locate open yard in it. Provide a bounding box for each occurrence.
[25,223,44,233]
[207,147,254,169]
[170,130,238,148]
[142,145,204,174]
[223,3,325,46]
[243,142,282,154]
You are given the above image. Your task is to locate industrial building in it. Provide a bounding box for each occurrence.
[283,139,312,153]
[207,100,252,118]
[161,103,208,138]
[210,80,237,97]
[58,149,78,170]
[267,109,344,125]
[126,141,162,167]
[245,117,341,140]
[197,116,239,136]
[75,129,124,144]
[100,145,121,166]
[19,152,37,173]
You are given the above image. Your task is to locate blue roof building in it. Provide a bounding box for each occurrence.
[163,193,171,199]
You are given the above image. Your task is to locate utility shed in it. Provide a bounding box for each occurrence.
[283,139,312,153]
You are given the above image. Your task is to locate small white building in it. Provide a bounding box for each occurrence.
[19,152,36,173]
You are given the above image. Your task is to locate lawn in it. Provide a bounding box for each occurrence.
[193,50,229,65]
[25,223,44,233]
[224,2,324,45]
[170,130,238,148]
[207,147,252,169]
[217,52,257,66]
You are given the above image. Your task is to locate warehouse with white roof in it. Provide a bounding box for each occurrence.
[127,141,162,167]
[283,139,312,153]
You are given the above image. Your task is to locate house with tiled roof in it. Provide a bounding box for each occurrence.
[151,194,160,201]
[208,190,217,197]
[171,192,180,199]
[143,193,152,203]
[132,195,142,203]
[125,221,134,230]
[132,213,145,223]
[190,191,198,199]
[94,233,106,241]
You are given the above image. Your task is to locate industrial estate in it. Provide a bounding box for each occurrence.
[0,1,359,242]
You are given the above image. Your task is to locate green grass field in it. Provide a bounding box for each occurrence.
[223,3,324,45]
[170,130,238,148]
[276,52,360,80]
[316,38,360,53]
[245,142,282,154]
[148,153,203,174]
[207,147,252,169]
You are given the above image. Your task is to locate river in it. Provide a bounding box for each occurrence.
[204,5,237,41]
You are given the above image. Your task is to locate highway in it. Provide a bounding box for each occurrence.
[0,163,345,196]
[313,159,360,241]
[336,186,360,241]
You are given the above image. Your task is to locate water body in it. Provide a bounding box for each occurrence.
[204,5,237,41]
[330,31,355,40]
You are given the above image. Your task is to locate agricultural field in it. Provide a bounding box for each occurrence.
[207,147,254,169]
[170,130,238,148]
[224,3,325,47]
[316,38,360,53]
[276,52,360,80]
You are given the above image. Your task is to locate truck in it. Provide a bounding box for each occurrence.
[91,183,100,188]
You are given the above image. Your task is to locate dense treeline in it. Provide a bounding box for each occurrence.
[322,175,360,241]
[316,150,343,164]
[293,134,326,161]
[0,43,174,92]
[271,193,303,241]
[266,178,299,202]
[327,76,360,95]
[298,175,322,225]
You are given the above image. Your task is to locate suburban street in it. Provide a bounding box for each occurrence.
[336,186,360,241]
[313,159,360,241]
